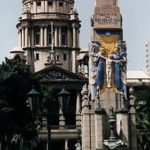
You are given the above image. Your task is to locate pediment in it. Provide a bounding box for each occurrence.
[35,65,88,84]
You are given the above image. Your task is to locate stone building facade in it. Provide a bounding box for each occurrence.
[16,0,80,73]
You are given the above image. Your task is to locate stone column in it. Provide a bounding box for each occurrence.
[54,27,58,46]
[129,87,137,150]
[21,28,25,48]
[40,27,44,46]
[31,28,34,47]
[65,139,69,150]
[18,30,21,48]
[81,84,91,150]
[33,1,36,13]
[76,92,81,128]
[67,28,70,47]
[44,27,47,46]
[45,0,48,12]
[76,28,79,48]
[95,95,105,150]
[25,27,28,47]
[59,27,62,46]
[72,50,76,73]
[41,0,45,12]
[73,26,76,48]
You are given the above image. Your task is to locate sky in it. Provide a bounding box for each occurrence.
[1,0,150,70]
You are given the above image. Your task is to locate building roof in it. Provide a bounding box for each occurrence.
[35,65,88,89]
[127,70,150,87]
[10,47,24,53]
[77,48,88,60]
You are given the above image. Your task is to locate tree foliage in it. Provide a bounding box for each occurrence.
[135,87,150,150]
[0,58,40,149]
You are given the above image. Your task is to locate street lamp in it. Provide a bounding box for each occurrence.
[27,86,71,150]
[27,86,41,115]
[57,86,71,115]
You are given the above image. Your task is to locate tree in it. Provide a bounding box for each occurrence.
[0,57,40,149]
[135,87,150,150]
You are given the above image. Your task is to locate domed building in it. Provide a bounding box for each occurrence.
[17,0,80,72]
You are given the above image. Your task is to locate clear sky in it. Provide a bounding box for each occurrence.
[1,0,150,70]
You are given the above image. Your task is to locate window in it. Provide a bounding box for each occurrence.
[37,0,41,6]
[48,29,52,45]
[63,53,67,61]
[34,28,40,45]
[48,1,53,6]
[36,53,39,60]
[48,26,55,45]
[56,54,60,61]
[59,2,63,7]
[61,28,67,45]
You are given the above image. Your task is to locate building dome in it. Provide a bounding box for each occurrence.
[10,47,24,53]
[10,47,25,59]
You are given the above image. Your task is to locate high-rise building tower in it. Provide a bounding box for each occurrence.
[17,0,80,72]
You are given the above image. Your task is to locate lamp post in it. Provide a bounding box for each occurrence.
[57,86,71,150]
[27,86,70,150]
[57,86,71,116]
[27,86,41,150]
[27,86,41,116]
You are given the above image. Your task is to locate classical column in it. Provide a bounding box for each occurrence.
[41,0,45,12]
[59,27,62,46]
[18,30,21,48]
[76,92,81,128]
[54,27,58,47]
[76,29,79,47]
[25,27,28,47]
[65,139,69,150]
[33,1,36,13]
[45,0,48,12]
[72,50,76,73]
[44,27,47,46]
[67,28,70,47]
[73,27,76,47]
[40,27,44,46]
[21,28,25,48]
[31,28,34,47]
